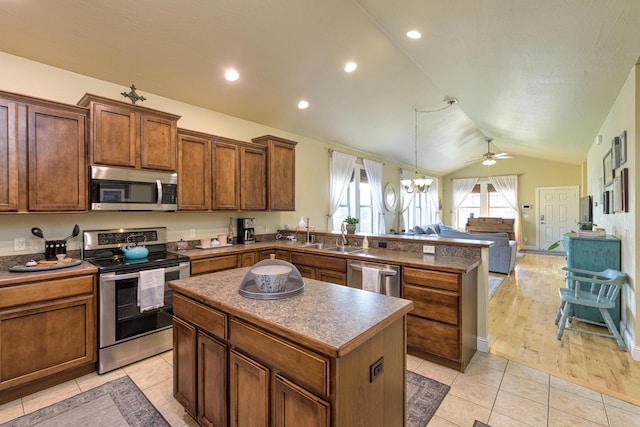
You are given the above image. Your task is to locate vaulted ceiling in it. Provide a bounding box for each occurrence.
[1,0,639,175]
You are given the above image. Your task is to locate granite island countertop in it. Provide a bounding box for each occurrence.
[169,266,414,358]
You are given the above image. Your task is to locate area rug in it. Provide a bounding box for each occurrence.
[488,275,505,299]
[406,371,450,427]
[1,376,169,427]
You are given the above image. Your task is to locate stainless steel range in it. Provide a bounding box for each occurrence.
[82,227,190,374]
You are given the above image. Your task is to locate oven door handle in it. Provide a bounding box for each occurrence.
[101,263,189,282]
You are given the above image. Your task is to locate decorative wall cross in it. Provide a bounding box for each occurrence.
[121,84,147,104]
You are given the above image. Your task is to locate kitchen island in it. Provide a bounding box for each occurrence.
[169,267,414,427]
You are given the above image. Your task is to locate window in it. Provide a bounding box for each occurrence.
[402,181,439,231]
[456,182,513,229]
[335,167,378,232]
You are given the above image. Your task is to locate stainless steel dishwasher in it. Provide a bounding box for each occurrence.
[347,260,401,297]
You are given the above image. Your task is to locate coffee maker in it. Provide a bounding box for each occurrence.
[237,218,256,244]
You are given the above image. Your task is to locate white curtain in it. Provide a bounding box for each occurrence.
[399,169,415,232]
[489,175,520,244]
[328,151,356,231]
[425,176,438,224]
[363,159,385,234]
[451,177,478,227]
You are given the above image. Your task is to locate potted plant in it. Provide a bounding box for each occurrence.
[344,216,359,234]
[578,221,595,231]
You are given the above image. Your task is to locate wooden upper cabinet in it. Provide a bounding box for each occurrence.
[252,135,297,211]
[140,113,177,170]
[211,137,240,210]
[78,93,180,171]
[27,105,87,211]
[0,99,18,212]
[240,144,266,210]
[177,129,211,211]
[91,103,137,167]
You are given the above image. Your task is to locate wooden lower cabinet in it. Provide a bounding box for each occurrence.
[198,331,227,427]
[229,350,269,426]
[258,249,291,262]
[173,297,332,427]
[191,254,238,276]
[274,374,330,427]
[290,252,347,286]
[0,273,96,404]
[402,266,477,372]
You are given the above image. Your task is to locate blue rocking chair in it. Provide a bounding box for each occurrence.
[554,267,626,351]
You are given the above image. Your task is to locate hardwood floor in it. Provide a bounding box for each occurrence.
[488,252,640,406]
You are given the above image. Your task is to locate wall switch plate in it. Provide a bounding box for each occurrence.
[14,238,26,251]
[423,245,435,254]
[189,229,196,238]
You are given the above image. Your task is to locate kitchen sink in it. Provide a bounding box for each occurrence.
[301,243,338,250]
[301,243,363,254]
[324,246,364,253]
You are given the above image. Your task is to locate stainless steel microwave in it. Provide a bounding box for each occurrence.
[90,166,178,211]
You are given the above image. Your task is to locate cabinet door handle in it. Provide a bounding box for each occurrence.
[156,179,162,206]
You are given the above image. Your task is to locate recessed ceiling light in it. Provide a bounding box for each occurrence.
[344,62,357,73]
[224,69,239,82]
[406,30,422,39]
[298,100,309,109]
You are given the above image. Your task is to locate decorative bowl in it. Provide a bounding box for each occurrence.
[251,265,292,293]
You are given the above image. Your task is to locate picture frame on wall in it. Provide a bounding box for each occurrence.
[612,136,621,169]
[603,149,614,187]
[613,175,622,212]
[619,130,627,165]
[621,167,629,212]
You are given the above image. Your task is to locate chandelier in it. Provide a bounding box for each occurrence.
[400,108,433,193]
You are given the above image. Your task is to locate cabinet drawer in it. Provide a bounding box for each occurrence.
[229,319,329,398]
[173,294,226,340]
[407,314,459,360]
[0,275,94,310]
[290,253,346,272]
[190,255,237,275]
[404,284,459,326]
[403,267,459,292]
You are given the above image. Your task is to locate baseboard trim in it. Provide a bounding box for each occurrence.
[622,328,639,361]
[477,335,490,353]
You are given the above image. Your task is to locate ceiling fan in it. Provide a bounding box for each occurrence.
[471,137,512,165]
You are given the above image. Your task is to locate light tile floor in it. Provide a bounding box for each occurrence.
[1,350,639,427]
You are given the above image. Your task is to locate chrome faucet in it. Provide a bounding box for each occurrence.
[306,217,311,243]
[339,223,347,246]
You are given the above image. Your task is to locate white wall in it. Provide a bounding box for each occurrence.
[587,64,638,358]
[0,51,406,256]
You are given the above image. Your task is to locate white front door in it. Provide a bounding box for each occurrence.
[537,186,579,251]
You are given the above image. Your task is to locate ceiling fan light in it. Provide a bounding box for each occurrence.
[482,158,496,166]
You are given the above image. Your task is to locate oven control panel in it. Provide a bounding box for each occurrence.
[97,230,158,245]
[83,227,167,251]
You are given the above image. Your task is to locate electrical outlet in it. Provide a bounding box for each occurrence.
[369,357,384,382]
[189,229,196,238]
[378,241,387,248]
[14,238,26,251]
[422,245,435,254]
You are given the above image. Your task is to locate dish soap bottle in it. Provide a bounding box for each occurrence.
[227,217,234,244]
[362,236,369,249]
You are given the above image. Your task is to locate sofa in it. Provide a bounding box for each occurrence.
[413,224,517,275]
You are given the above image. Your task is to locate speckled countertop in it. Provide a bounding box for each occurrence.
[176,240,481,274]
[0,261,98,287]
[169,267,414,358]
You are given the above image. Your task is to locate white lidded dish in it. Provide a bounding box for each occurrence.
[239,260,304,299]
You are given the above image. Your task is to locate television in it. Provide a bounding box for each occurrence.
[579,195,593,223]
